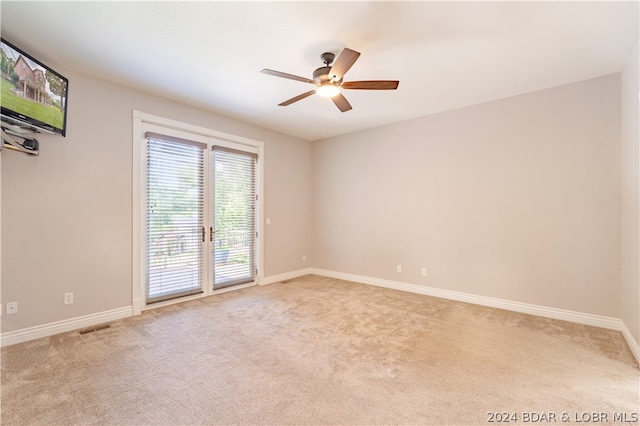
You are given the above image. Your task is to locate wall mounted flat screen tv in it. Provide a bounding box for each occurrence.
[1,38,68,136]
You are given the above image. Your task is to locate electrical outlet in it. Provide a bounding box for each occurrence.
[397,265,402,273]
[421,268,427,277]
[64,293,74,305]
[6,301,18,314]
[302,254,306,262]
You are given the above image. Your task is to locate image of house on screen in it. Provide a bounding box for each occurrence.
[13,55,51,105]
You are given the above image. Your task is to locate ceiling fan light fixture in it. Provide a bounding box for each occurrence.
[316,84,340,98]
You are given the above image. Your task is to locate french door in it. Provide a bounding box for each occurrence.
[143,128,257,305]
[212,146,257,289]
[146,134,206,303]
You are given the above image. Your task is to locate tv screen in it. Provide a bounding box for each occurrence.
[1,38,68,136]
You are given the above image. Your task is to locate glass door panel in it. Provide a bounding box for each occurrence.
[212,147,256,289]
[146,137,205,303]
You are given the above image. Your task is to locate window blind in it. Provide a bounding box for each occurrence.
[146,136,205,303]
[212,146,256,288]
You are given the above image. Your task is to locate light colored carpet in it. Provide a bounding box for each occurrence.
[1,275,638,425]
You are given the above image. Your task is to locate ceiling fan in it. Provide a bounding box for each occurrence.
[261,48,399,112]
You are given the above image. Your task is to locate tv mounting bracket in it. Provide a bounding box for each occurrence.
[1,119,40,156]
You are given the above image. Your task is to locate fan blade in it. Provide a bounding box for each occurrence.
[342,80,399,90]
[331,93,352,112]
[329,48,360,82]
[261,69,315,85]
[278,90,316,106]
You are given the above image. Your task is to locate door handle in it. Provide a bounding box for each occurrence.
[202,227,205,243]
[210,227,214,242]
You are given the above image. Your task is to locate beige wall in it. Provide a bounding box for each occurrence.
[313,74,622,317]
[1,70,313,332]
[621,39,640,345]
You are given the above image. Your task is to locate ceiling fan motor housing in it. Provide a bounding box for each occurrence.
[314,52,342,84]
[313,66,332,84]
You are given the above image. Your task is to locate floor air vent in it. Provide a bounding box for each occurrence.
[79,324,112,335]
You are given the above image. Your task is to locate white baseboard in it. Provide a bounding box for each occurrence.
[620,322,640,365]
[261,268,314,286]
[311,268,639,365]
[0,306,133,348]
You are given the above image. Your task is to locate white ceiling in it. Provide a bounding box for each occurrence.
[1,1,638,141]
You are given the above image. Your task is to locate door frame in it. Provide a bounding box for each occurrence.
[132,110,264,315]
